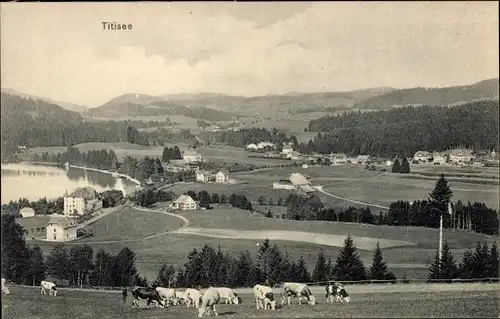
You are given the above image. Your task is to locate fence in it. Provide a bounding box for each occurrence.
[13,277,500,292]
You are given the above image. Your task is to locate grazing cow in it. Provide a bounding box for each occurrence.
[155,287,178,306]
[281,282,316,306]
[253,284,277,311]
[40,281,58,296]
[198,287,220,318]
[1,278,10,295]
[213,287,241,304]
[326,283,350,303]
[175,290,187,305]
[185,288,202,308]
[131,287,165,308]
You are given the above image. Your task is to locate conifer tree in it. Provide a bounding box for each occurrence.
[332,235,366,281]
[471,241,490,278]
[487,242,499,278]
[295,256,311,283]
[399,157,411,173]
[428,250,441,280]
[429,174,453,227]
[457,249,475,279]
[1,214,32,284]
[439,241,457,280]
[391,158,401,173]
[312,250,329,282]
[369,242,395,280]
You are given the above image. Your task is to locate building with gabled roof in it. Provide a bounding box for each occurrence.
[45,218,78,242]
[169,195,198,211]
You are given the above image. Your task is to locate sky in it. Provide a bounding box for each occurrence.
[1,2,498,107]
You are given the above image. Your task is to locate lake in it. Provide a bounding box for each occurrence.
[1,163,137,204]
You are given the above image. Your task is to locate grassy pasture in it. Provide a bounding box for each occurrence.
[2,284,498,318]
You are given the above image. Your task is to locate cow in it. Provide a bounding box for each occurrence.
[40,281,58,296]
[155,287,178,307]
[253,284,277,311]
[185,288,202,308]
[175,289,187,305]
[198,287,220,318]
[130,286,165,308]
[213,287,241,304]
[281,282,316,306]
[326,283,350,303]
[1,278,10,295]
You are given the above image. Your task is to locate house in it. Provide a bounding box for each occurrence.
[20,207,35,218]
[69,187,98,200]
[286,151,302,160]
[281,144,293,155]
[272,179,296,190]
[45,218,78,242]
[432,152,448,165]
[215,170,230,183]
[183,151,202,163]
[448,149,474,163]
[257,141,275,150]
[329,153,347,165]
[413,151,432,163]
[169,195,198,211]
[356,155,370,164]
[246,143,258,150]
[302,164,309,168]
[272,173,315,193]
[205,125,221,132]
[196,171,213,183]
[63,196,85,216]
[17,216,51,238]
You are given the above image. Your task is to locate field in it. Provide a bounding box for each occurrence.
[2,284,499,318]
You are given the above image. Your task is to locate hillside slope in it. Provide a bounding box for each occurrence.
[352,78,499,109]
[0,88,88,113]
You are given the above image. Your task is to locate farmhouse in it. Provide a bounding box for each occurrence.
[329,153,348,164]
[281,144,293,155]
[45,218,78,242]
[432,152,448,165]
[448,149,475,164]
[196,170,213,183]
[272,179,296,190]
[20,207,35,218]
[413,151,432,163]
[17,216,51,238]
[215,170,230,183]
[205,125,221,132]
[169,195,198,211]
[272,172,315,193]
[63,196,85,216]
[183,150,202,163]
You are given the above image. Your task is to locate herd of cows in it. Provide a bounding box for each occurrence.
[129,282,350,317]
[1,278,351,318]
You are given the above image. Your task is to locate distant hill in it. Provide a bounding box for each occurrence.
[0,88,88,113]
[352,78,499,109]
[86,96,237,121]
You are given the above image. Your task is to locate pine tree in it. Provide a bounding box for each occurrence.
[0,214,32,284]
[429,174,453,227]
[199,191,211,209]
[487,242,499,278]
[210,193,220,204]
[111,247,139,286]
[439,241,457,280]
[27,245,46,286]
[47,244,71,281]
[399,157,411,174]
[369,242,395,280]
[295,256,311,283]
[235,251,254,287]
[457,249,475,279]
[152,264,176,288]
[391,158,401,173]
[332,235,366,281]
[472,241,489,278]
[428,250,441,280]
[312,250,329,282]
[265,210,273,218]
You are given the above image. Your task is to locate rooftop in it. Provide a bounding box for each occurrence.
[46,218,79,229]
[173,195,195,204]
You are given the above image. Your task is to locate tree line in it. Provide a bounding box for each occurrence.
[1,197,64,217]
[304,100,499,158]
[391,157,411,173]
[207,127,299,151]
[428,241,498,281]
[35,147,118,171]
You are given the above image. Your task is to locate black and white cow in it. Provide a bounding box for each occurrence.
[40,281,58,296]
[131,286,165,308]
[326,282,350,303]
[280,282,316,306]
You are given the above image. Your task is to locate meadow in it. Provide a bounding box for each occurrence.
[2,284,498,318]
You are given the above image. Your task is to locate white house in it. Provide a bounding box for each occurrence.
[272,173,315,193]
[183,151,202,163]
[63,197,85,216]
[20,207,35,218]
[272,180,296,190]
[45,218,78,242]
[432,152,448,165]
[281,144,293,155]
[196,171,213,183]
[257,141,275,149]
[448,149,474,163]
[413,151,432,163]
[215,170,230,183]
[286,151,302,160]
[329,153,348,165]
[246,143,258,150]
[169,195,198,211]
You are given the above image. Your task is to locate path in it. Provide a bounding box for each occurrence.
[315,185,390,210]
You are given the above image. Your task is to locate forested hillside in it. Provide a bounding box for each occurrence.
[304,100,499,157]
[352,78,499,109]
[0,93,148,153]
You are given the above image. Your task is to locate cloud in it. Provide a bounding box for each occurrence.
[1,2,498,107]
